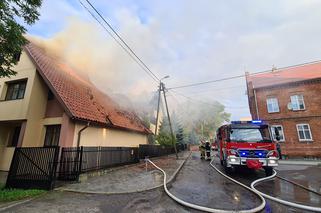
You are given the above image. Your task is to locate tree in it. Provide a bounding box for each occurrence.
[0,0,42,77]
[177,100,230,143]
[176,126,184,144]
[156,120,175,146]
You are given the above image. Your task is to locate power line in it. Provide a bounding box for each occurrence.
[170,90,249,110]
[82,0,160,82]
[168,59,321,90]
[170,90,225,108]
[187,84,246,95]
[169,74,247,90]
[79,1,158,83]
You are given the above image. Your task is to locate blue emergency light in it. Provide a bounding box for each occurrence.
[252,120,263,124]
[231,120,264,124]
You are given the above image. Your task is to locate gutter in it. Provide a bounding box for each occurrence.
[77,122,90,147]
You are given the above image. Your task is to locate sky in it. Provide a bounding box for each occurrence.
[25,0,321,120]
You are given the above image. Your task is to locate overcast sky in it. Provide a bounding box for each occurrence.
[26,0,321,120]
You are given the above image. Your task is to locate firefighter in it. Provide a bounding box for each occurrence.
[199,140,205,159]
[204,141,211,160]
[276,141,282,159]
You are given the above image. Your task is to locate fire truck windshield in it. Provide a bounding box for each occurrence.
[229,128,272,142]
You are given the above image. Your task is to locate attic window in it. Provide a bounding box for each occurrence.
[13,51,22,62]
[48,90,54,100]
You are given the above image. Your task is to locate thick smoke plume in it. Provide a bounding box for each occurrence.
[28,17,159,113]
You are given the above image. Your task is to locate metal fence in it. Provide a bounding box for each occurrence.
[82,146,139,172]
[58,146,139,180]
[58,147,82,181]
[6,146,60,190]
[138,144,176,159]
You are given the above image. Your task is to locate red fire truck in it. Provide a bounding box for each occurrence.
[216,120,279,176]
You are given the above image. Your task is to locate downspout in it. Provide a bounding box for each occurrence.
[253,89,260,119]
[77,122,90,147]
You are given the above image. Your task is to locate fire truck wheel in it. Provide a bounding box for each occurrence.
[223,159,233,174]
[264,167,273,176]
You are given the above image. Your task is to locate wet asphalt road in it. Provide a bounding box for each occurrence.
[2,152,321,213]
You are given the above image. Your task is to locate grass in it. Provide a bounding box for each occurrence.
[0,184,45,203]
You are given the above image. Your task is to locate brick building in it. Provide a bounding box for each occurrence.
[246,62,321,158]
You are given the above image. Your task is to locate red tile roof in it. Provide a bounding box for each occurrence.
[24,42,151,134]
[247,61,321,89]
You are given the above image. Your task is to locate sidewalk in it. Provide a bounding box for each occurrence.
[56,151,191,194]
[279,159,321,166]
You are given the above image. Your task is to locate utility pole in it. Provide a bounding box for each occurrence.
[162,82,178,159]
[154,82,162,135]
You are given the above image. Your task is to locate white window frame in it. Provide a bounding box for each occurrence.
[296,124,313,142]
[271,125,285,142]
[290,94,305,111]
[266,97,279,113]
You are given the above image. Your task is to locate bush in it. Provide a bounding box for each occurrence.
[156,132,176,147]
[0,184,45,202]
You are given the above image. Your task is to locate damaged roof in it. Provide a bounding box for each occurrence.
[24,42,151,134]
[247,61,321,89]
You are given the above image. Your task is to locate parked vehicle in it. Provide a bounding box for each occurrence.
[216,120,279,176]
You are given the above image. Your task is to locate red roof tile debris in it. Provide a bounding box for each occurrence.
[247,61,321,89]
[24,42,151,134]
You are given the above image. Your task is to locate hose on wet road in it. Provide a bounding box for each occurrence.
[148,156,321,213]
[250,169,321,212]
[147,158,266,213]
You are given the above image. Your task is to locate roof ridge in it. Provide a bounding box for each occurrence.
[250,59,321,77]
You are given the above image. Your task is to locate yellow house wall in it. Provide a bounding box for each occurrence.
[72,124,148,147]
[0,147,15,171]
[22,72,51,147]
[0,126,14,170]
[0,51,63,170]
[0,51,36,120]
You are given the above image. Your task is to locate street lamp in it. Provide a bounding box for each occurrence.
[161,75,170,81]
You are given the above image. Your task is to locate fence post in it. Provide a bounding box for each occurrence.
[49,146,60,190]
[145,156,148,172]
[77,146,83,181]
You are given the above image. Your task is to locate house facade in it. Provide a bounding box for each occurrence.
[246,62,321,158]
[0,42,150,171]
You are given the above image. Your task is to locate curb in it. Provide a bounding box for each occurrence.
[278,160,321,166]
[56,152,188,186]
[0,193,46,212]
[57,151,192,195]
[276,175,321,196]
[0,153,191,212]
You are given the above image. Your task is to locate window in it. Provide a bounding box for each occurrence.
[44,125,61,147]
[291,95,305,110]
[13,51,21,62]
[296,124,312,141]
[8,126,21,147]
[48,90,54,100]
[229,128,272,142]
[5,80,27,100]
[266,97,279,113]
[271,125,285,142]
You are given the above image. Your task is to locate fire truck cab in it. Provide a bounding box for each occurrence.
[216,120,279,176]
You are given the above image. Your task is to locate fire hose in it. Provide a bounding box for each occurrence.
[147,158,266,213]
[250,169,321,212]
[147,158,321,212]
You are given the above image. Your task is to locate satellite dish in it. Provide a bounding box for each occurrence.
[287,102,292,110]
